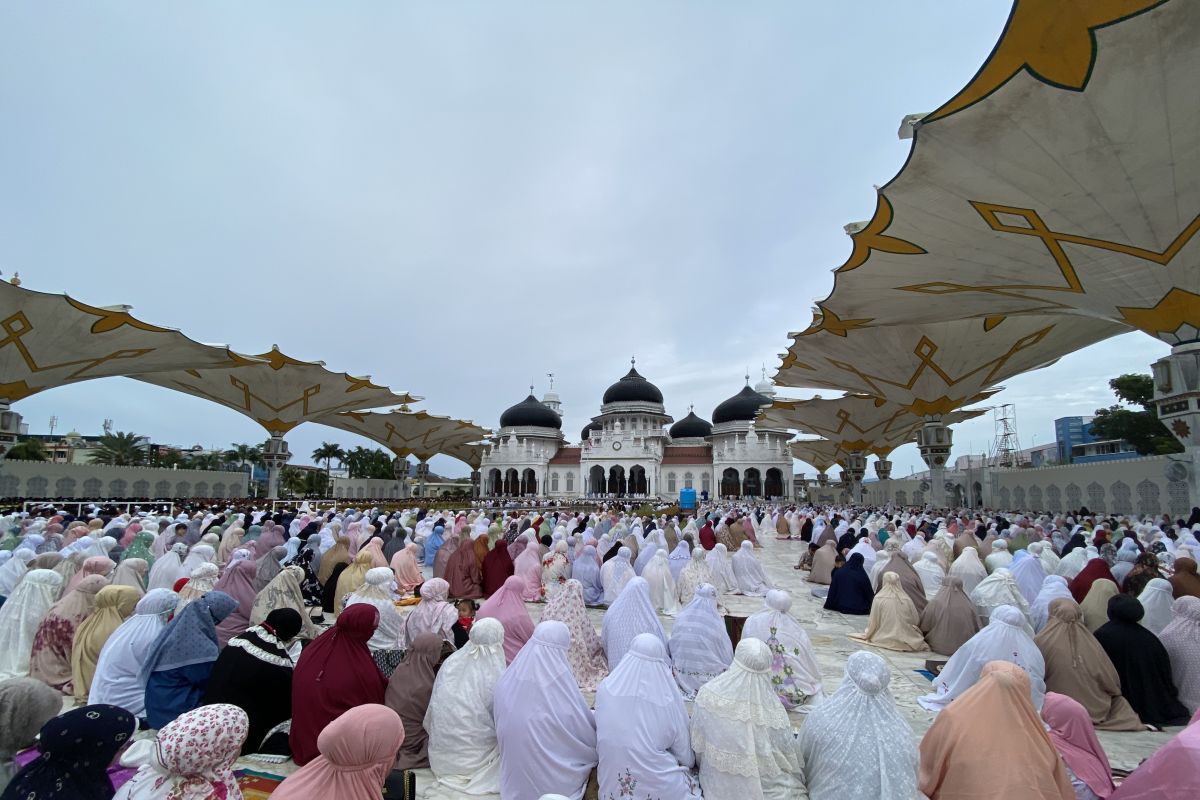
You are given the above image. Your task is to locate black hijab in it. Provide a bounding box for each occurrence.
[836,528,859,553]
[0,704,135,800]
[202,608,302,755]
[823,552,874,615]
[1061,532,1088,557]
[1093,595,1190,727]
[321,562,350,613]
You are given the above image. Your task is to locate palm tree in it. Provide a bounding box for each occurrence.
[5,438,48,461]
[89,431,147,466]
[186,452,226,471]
[224,443,262,472]
[312,442,346,478]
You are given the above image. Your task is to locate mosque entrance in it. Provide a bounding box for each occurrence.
[589,465,606,495]
[503,468,519,495]
[743,468,762,497]
[488,469,501,495]
[520,468,538,495]
[721,468,740,497]
[609,465,627,496]
[764,468,783,498]
[629,465,647,495]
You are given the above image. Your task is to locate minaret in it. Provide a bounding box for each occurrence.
[755,364,777,399]
[541,372,563,417]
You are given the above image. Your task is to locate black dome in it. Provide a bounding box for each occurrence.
[499,395,562,429]
[712,385,771,425]
[602,366,663,404]
[670,411,713,439]
[581,421,599,441]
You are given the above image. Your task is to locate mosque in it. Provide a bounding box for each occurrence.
[480,361,794,500]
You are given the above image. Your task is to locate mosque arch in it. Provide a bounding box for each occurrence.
[764,468,783,498]
[27,476,48,497]
[155,480,171,497]
[589,465,606,495]
[55,477,76,497]
[521,468,537,495]
[503,469,519,495]
[742,468,762,497]
[721,468,740,497]
[629,465,647,495]
[608,465,627,496]
[487,469,501,496]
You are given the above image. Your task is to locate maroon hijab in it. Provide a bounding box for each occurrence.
[482,540,515,597]
[698,522,716,551]
[289,603,387,765]
[1068,559,1118,604]
[445,538,484,600]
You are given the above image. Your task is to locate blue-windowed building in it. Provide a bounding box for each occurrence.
[1054,416,1137,465]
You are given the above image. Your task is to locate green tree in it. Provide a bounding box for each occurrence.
[89,431,147,466]
[150,448,186,468]
[5,438,48,461]
[1089,373,1183,456]
[223,443,262,470]
[311,442,346,478]
[280,466,330,497]
[185,452,228,471]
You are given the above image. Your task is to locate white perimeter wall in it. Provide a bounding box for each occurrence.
[0,459,249,499]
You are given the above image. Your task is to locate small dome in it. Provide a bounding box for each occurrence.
[602,366,664,405]
[581,421,598,441]
[712,385,772,425]
[499,395,562,429]
[670,411,713,439]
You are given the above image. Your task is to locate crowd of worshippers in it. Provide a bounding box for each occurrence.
[0,502,1194,799]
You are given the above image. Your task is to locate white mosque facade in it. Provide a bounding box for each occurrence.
[480,364,794,500]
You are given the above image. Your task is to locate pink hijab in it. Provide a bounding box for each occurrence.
[477,575,535,663]
[273,704,404,800]
[513,544,543,602]
[1043,693,1114,798]
[65,556,115,593]
[119,523,141,549]
[212,559,258,646]
[1110,707,1200,799]
[391,543,423,594]
[361,537,388,569]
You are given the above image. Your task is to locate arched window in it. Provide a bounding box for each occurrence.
[551,472,560,492]
[667,472,677,493]
[701,472,711,493]
[565,472,574,492]
[684,471,694,489]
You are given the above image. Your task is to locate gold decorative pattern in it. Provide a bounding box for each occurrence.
[802,308,875,337]
[320,410,488,464]
[834,195,927,274]
[1116,288,1200,340]
[924,0,1168,123]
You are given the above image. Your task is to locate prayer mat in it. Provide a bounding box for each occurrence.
[915,669,938,682]
[238,768,286,798]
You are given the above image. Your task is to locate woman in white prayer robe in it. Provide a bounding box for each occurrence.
[423,617,507,800]
[667,540,691,582]
[917,604,1046,713]
[983,539,1013,574]
[669,584,733,699]
[970,567,1032,625]
[632,541,657,576]
[495,621,597,800]
[596,634,701,799]
[947,547,987,595]
[742,589,823,710]
[705,543,738,594]
[731,540,773,596]
[87,588,177,717]
[901,534,926,564]
[145,543,188,592]
[798,650,918,800]
[913,551,945,600]
[641,550,679,615]
[599,546,635,604]
[1008,549,1046,605]
[1137,577,1175,635]
[1029,575,1074,632]
[847,538,877,571]
[690,637,807,800]
[601,577,667,670]
[676,547,714,607]
[1056,544,1090,580]
[870,540,903,590]
[1030,540,1061,576]
[0,569,63,680]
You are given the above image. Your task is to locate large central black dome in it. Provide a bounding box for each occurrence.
[669,411,713,439]
[712,385,772,425]
[602,366,664,404]
[499,394,562,429]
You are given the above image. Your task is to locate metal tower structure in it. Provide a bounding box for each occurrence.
[989,404,1021,468]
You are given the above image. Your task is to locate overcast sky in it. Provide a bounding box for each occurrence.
[0,2,1170,479]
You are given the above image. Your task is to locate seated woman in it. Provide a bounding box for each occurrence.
[273,704,405,800]
[70,584,141,703]
[495,621,597,800]
[1041,692,1116,800]
[799,650,918,800]
[919,661,1073,799]
[596,634,700,799]
[476,575,535,664]
[385,633,443,770]
[201,608,302,756]
[690,638,806,799]
[669,584,732,700]
[423,618,507,799]
[87,588,177,719]
[731,540,773,597]
[288,603,387,765]
[601,577,667,670]
[0,678,63,792]
[849,572,927,652]
[211,559,259,647]
[1160,596,1200,714]
[823,552,873,614]
[113,704,248,800]
[1093,595,1190,728]
[539,579,609,691]
[401,577,459,652]
[345,567,405,676]
[675,547,714,607]
[2,704,136,800]
[28,574,107,693]
[1034,598,1142,731]
[919,575,981,656]
[918,604,1046,713]
[599,546,636,603]
[142,591,239,730]
[1107,707,1200,798]
[742,588,823,709]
